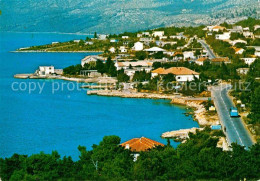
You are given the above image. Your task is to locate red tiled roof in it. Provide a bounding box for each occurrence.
[121,137,164,152]
[196,57,208,62]
[152,67,165,74]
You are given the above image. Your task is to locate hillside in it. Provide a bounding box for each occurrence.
[0,0,259,34]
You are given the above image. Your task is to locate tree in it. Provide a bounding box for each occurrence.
[135,51,147,60]
[79,39,85,47]
[94,32,97,39]
[248,86,260,124]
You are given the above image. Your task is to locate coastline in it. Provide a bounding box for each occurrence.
[87,89,218,127]
[11,50,104,53]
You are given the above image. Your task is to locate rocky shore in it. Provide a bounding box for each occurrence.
[87,90,176,99]
[171,98,220,126]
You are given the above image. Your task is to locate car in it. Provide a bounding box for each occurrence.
[230,107,239,117]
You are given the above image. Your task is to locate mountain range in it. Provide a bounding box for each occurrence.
[0,0,259,34]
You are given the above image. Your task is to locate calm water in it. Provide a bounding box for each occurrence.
[0,32,199,160]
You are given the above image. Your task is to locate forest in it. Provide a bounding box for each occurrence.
[1,128,260,180]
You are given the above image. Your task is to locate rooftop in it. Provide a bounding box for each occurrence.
[152,67,199,75]
[121,137,164,152]
[196,57,208,62]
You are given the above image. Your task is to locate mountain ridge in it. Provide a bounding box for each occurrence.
[0,0,259,34]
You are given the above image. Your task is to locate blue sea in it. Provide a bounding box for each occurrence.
[0,32,199,160]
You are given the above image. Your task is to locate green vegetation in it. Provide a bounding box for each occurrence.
[235,17,260,31]
[63,57,120,77]
[1,130,260,180]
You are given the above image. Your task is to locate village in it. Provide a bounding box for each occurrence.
[14,19,260,151]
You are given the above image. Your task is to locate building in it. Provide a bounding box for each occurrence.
[195,57,209,66]
[231,39,247,46]
[110,39,118,43]
[183,51,195,60]
[52,42,59,45]
[152,67,200,82]
[120,46,127,53]
[228,26,243,33]
[212,25,226,32]
[243,31,254,38]
[237,68,250,75]
[145,47,166,53]
[240,58,256,65]
[121,137,164,161]
[35,66,55,76]
[81,56,105,66]
[115,61,153,71]
[215,32,231,40]
[254,25,260,31]
[255,51,260,57]
[211,57,231,64]
[122,36,129,39]
[98,34,108,40]
[152,31,164,37]
[233,48,245,55]
[132,42,144,51]
[74,40,81,43]
[80,70,102,77]
[85,41,94,45]
[109,47,116,53]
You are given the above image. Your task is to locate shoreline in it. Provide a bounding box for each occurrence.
[14,73,221,142]
[87,89,217,127]
[14,74,117,84]
[11,50,104,53]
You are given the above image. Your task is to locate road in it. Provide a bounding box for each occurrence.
[211,84,254,149]
[198,39,217,59]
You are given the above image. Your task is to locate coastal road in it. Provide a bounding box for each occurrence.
[198,39,217,59]
[211,84,254,149]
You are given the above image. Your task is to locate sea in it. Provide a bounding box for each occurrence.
[0,32,199,160]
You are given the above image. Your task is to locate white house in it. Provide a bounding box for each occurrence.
[81,56,105,66]
[240,58,256,65]
[237,68,250,75]
[170,34,187,40]
[216,32,230,40]
[85,41,94,45]
[142,32,150,36]
[110,39,118,43]
[124,69,136,77]
[120,46,127,53]
[254,25,260,31]
[152,31,164,37]
[231,39,247,46]
[52,42,59,45]
[243,31,254,38]
[115,61,153,71]
[255,51,260,57]
[183,51,195,60]
[152,67,200,82]
[36,66,55,76]
[109,47,116,53]
[133,42,144,51]
[98,34,108,40]
[145,47,166,53]
[122,36,129,39]
[74,40,81,43]
[234,48,244,55]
